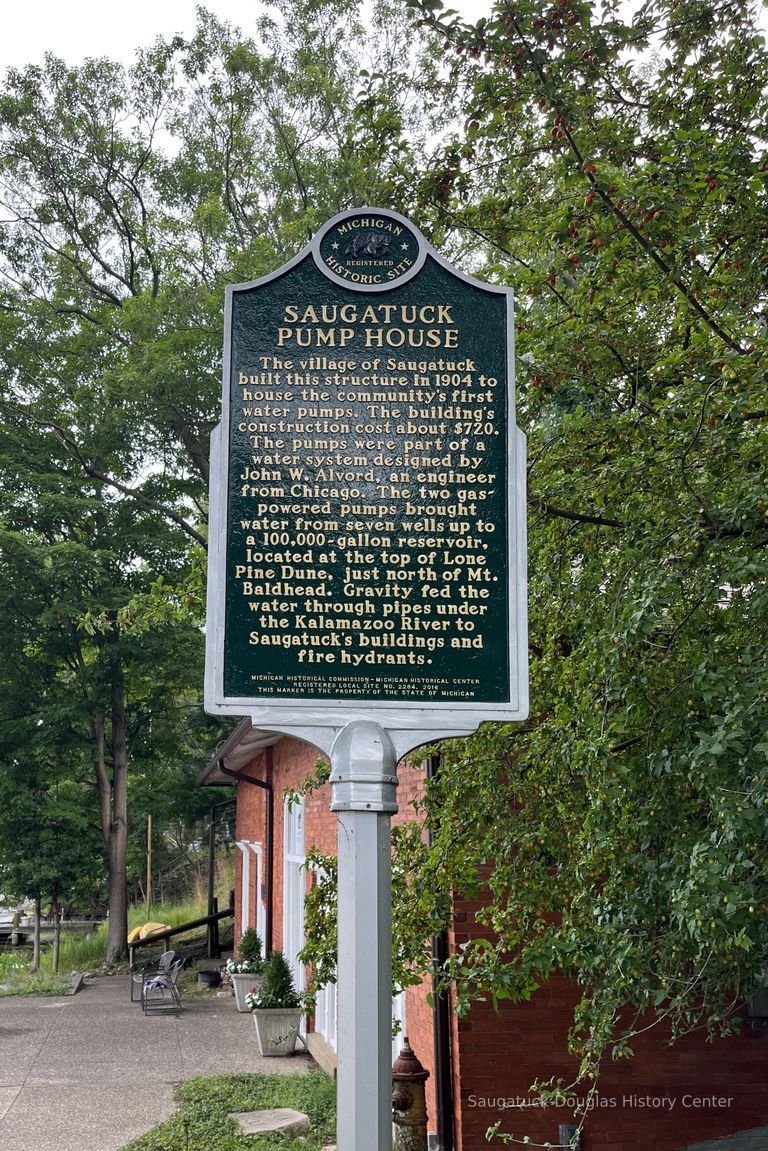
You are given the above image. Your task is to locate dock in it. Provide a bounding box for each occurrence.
[0,916,104,947]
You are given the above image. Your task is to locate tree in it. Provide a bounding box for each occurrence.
[0,0,449,512]
[390,0,768,1090]
[0,761,103,971]
[0,416,218,960]
[0,0,450,959]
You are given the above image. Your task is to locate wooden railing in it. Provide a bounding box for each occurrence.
[128,906,233,970]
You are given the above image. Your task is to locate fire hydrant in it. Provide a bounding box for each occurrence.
[392,1037,430,1151]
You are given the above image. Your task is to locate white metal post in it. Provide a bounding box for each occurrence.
[330,721,398,1151]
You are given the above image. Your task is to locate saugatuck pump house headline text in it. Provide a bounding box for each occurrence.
[211,208,523,710]
[274,302,460,349]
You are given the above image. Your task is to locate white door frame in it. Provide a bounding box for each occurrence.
[236,840,252,934]
[248,842,266,946]
[282,796,306,997]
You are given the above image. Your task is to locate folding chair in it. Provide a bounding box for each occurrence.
[130,949,176,1003]
[141,957,184,1015]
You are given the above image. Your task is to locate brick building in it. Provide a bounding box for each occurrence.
[200,720,768,1151]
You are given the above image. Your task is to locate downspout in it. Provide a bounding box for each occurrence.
[427,752,454,1151]
[219,757,275,956]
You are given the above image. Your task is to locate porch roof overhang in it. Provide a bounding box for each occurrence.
[198,717,281,787]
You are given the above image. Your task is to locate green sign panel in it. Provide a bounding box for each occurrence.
[206,208,527,726]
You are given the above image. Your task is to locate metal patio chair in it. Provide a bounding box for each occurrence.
[130,949,176,1003]
[141,956,184,1015]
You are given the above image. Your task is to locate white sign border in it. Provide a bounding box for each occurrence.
[204,208,528,733]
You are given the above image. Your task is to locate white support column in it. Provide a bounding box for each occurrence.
[248,842,266,946]
[330,721,398,1151]
[236,840,251,935]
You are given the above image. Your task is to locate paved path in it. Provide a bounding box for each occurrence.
[0,975,312,1151]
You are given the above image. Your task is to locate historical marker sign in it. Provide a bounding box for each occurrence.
[205,207,528,731]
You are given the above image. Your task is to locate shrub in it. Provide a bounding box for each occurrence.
[227,928,263,975]
[247,950,301,1009]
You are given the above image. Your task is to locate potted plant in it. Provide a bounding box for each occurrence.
[226,928,263,1012]
[247,949,308,1056]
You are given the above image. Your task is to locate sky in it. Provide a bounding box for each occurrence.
[0,0,490,73]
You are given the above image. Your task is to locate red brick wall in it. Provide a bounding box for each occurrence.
[403,974,440,1132]
[234,737,329,954]
[233,752,267,947]
[232,736,768,1151]
[452,978,768,1150]
[271,736,321,952]
[233,738,440,1126]
[396,760,439,1132]
[450,885,768,1151]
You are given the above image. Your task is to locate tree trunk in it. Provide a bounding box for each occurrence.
[146,813,153,919]
[33,897,41,971]
[108,633,128,964]
[94,629,129,966]
[52,902,61,975]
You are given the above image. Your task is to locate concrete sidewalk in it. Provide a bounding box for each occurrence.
[0,974,312,1151]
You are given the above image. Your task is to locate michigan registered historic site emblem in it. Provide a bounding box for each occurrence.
[313,208,425,292]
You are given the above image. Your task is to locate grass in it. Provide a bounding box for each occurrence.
[0,951,70,997]
[0,893,233,992]
[46,895,231,974]
[118,1072,336,1151]
[128,897,213,933]
[40,924,110,974]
